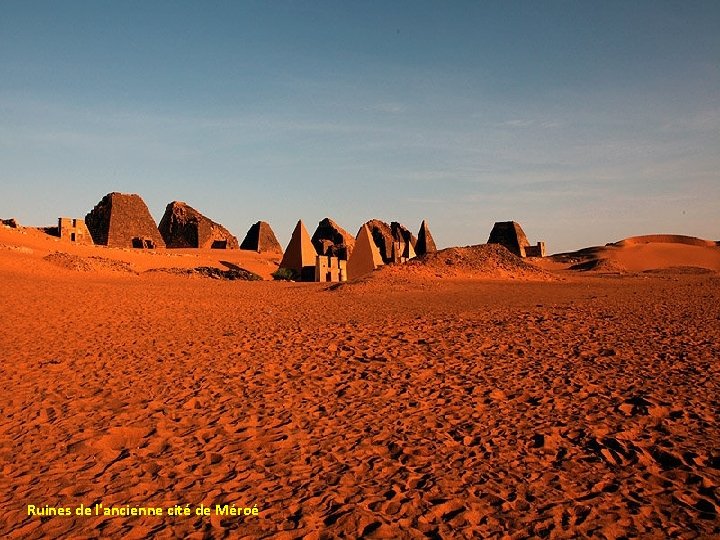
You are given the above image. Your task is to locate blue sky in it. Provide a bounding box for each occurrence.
[1,1,718,252]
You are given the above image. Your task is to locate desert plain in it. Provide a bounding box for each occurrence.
[1,226,719,539]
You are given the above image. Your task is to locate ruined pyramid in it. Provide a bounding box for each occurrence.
[85,192,165,249]
[159,201,238,249]
[279,220,317,281]
[487,221,531,257]
[416,219,437,256]
[347,223,385,280]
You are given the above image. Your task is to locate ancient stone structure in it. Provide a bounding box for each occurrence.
[86,192,165,249]
[2,218,19,228]
[347,224,384,280]
[390,222,417,263]
[392,239,416,263]
[311,218,355,260]
[58,217,93,244]
[524,243,546,257]
[159,201,238,249]
[363,219,394,263]
[487,221,545,258]
[416,220,437,256]
[240,221,283,254]
[279,220,317,281]
[361,219,419,264]
[315,255,347,282]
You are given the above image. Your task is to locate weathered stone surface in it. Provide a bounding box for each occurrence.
[86,192,165,249]
[240,221,283,254]
[58,217,93,245]
[311,218,355,260]
[159,201,238,249]
[487,221,530,257]
[416,220,437,256]
[279,220,317,281]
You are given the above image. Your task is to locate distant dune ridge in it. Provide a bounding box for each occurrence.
[551,234,720,274]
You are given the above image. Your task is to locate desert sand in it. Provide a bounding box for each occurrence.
[1,226,719,538]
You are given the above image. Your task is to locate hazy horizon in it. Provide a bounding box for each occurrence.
[2,1,718,252]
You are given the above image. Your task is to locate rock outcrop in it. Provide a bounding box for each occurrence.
[86,192,165,249]
[240,221,283,254]
[311,218,355,260]
[159,201,238,249]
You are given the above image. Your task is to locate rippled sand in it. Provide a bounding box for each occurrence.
[1,228,719,538]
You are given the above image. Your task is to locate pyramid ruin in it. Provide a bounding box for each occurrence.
[58,217,93,245]
[279,220,317,281]
[415,220,437,256]
[390,221,417,263]
[85,192,165,249]
[159,201,239,249]
[487,221,545,258]
[363,219,394,263]
[347,223,385,280]
[240,221,283,254]
[311,218,355,260]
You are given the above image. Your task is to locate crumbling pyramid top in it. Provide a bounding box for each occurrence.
[487,221,530,257]
[416,219,437,256]
[311,217,355,260]
[159,201,238,249]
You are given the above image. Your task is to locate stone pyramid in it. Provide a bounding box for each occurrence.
[240,221,283,254]
[159,201,238,249]
[487,221,531,257]
[311,217,355,260]
[416,219,437,256]
[86,192,165,249]
[347,223,384,280]
[279,220,317,281]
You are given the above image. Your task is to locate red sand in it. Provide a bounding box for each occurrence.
[1,226,719,538]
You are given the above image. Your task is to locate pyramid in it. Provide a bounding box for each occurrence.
[487,221,531,257]
[159,201,239,249]
[85,192,165,248]
[363,219,394,262]
[347,223,384,280]
[279,220,317,281]
[391,222,417,250]
[311,217,355,260]
[240,221,283,254]
[416,220,437,256]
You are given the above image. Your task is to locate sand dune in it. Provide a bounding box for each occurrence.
[550,234,720,274]
[1,226,719,538]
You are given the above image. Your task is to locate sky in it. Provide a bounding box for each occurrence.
[1,1,718,252]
